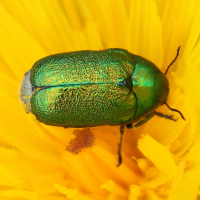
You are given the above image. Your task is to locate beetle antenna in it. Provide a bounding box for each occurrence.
[165,46,181,75]
[164,102,186,121]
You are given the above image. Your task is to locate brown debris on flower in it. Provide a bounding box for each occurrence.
[66,128,95,154]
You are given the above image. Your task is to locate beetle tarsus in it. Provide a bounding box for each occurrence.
[154,111,177,121]
[117,125,125,167]
[164,102,186,121]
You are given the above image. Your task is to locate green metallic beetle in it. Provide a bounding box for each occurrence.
[20,48,185,166]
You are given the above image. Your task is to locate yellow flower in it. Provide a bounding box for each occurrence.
[0,0,199,200]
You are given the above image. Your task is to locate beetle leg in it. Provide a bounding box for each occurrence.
[133,112,156,128]
[117,125,125,167]
[133,111,177,128]
[126,123,133,129]
[154,111,177,121]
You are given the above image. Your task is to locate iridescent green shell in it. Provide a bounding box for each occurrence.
[20,49,169,127]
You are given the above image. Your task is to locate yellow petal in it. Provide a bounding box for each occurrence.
[138,134,176,180]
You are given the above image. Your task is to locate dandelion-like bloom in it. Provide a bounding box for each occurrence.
[0,0,200,199]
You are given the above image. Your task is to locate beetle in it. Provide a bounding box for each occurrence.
[19,48,185,166]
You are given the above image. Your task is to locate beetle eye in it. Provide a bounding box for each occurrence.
[123,76,133,91]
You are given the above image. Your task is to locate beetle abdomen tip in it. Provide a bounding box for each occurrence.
[19,70,32,113]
